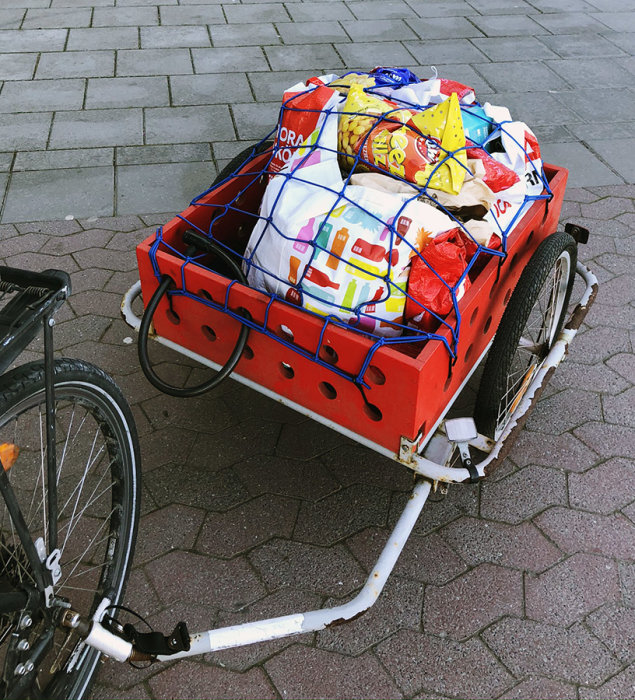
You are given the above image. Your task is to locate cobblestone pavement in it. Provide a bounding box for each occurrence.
[1,184,634,697]
[0,0,634,222]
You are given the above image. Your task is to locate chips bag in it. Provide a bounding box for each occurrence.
[338,85,468,195]
[328,72,377,95]
[338,85,412,169]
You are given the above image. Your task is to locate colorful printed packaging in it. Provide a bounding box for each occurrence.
[338,85,469,195]
[270,81,340,174]
[244,106,457,337]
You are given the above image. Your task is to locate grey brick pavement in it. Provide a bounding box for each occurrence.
[1,1,634,698]
[0,0,634,222]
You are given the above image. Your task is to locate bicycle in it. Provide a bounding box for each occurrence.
[0,266,140,699]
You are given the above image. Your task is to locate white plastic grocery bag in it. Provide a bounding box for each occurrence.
[482,104,546,236]
[244,89,456,337]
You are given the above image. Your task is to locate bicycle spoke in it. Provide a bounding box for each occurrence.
[59,531,110,574]
[59,475,112,558]
[60,429,102,553]
[60,527,113,590]
[56,404,77,486]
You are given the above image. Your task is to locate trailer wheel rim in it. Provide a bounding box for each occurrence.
[493,249,572,440]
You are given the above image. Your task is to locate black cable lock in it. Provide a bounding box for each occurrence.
[138,230,250,397]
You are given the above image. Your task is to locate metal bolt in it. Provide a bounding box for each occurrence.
[48,317,55,327]
[25,661,34,673]
[14,664,26,676]
[17,640,30,651]
[61,610,81,629]
[19,616,32,630]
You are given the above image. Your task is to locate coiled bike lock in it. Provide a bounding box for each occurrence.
[138,229,250,397]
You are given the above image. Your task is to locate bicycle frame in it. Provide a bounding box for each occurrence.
[0,268,72,607]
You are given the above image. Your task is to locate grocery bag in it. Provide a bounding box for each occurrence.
[479,104,545,235]
[244,99,457,337]
[405,228,472,331]
[270,81,341,174]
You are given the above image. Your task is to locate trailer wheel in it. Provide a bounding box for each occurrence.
[474,232,577,440]
[213,139,274,186]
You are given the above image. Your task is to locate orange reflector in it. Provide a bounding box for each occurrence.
[0,443,19,471]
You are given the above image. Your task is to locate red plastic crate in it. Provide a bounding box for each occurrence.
[136,158,568,456]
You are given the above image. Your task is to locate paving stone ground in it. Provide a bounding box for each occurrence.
[1,0,635,698]
[2,186,634,698]
[0,0,634,222]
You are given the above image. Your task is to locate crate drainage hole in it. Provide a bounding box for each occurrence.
[166,309,180,325]
[469,306,480,327]
[278,324,294,342]
[279,362,294,379]
[366,365,386,385]
[198,289,213,302]
[319,381,337,399]
[483,316,492,334]
[318,345,338,365]
[363,402,382,422]
[202,325,216,342]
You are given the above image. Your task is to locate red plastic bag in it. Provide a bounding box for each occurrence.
[439,79,475,103]
[405,228,471,327]
[271,83,338,173]
[466,140,519,193]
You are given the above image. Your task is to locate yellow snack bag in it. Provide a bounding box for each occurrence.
[339,85,468,195]
[360,93,468,195]
[328,72,377,94]
[338,84,412,169]
[407,93,468,194]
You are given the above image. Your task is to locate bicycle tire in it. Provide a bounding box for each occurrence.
[0,359,140,700]
[474,232,577,440]
[213,139,274,186]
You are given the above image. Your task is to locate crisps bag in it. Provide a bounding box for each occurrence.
[338,85,469,195]
[244,101,457,337]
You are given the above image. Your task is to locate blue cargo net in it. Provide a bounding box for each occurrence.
[147,68,552,389]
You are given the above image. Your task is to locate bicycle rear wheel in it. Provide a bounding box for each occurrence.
[0,359,140,699]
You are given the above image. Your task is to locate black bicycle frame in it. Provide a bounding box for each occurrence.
[43,312,57,553]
